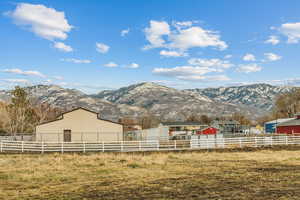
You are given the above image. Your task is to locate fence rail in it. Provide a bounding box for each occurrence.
[0,135,300,153]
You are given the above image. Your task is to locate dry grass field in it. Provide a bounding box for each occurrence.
[0,146,300,200]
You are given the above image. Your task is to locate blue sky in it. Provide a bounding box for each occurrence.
[1,0,300,93]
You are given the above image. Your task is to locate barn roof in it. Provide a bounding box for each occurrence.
[277,119,300,127]
[265,118,294,124]
[212,120,240,125]
[200,126,218,131]
[161,122,205,126]
[37,107,123,126]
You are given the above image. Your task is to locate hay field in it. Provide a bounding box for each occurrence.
[0,147,300,200]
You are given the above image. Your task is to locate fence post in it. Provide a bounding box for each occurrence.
[139,141,141,151]
[254,136,257,148]
[83,142,86,153]
[285,135,288,145]
[157,141,159,151]
[102,141,104,152]
[21,141,24,153]
[61,142,64,154]
[239,137,242,148]
[0,141,2,152]
[121,141,123,152]
[174,140,177,150]
[42,141,44,154]
[270,136,273,146]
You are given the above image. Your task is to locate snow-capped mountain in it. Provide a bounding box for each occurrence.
[187,83,294,111]
[0,82,294,121]
[94,82,253,120]
[0,85,147,121]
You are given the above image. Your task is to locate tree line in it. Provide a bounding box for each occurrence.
[258,88,300,124]
[0,87,61,135]
[1,86,299,135]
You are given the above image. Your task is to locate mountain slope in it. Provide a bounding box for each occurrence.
[0,85,147,121]
[94,82,254,120]
[0,82,294,121]
[187,84,293,111]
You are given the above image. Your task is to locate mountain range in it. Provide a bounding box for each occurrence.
[0,82,294,121]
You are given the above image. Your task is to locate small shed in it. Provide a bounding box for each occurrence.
[36,107,123,142]
[196,127,218,135]
[160,122,208,136]
[211,120,240,134]
[276,114,300,134]
[264,118,294,133]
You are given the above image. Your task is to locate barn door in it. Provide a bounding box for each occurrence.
[63,130,72,142]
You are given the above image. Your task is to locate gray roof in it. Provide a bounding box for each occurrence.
[277,119,300,127]
[265,118,294,124]
[161,122,205,126]
[212,120,240,125]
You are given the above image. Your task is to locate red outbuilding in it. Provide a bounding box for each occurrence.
[276,113,300,134]
[196,127,218,135]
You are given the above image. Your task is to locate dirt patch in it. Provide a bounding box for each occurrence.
[1,148,300,200]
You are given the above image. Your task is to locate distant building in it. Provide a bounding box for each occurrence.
[118,118,142,132]
[160,122,208,137]
[211,120,241,134]
[264,118,294,133]
[126,126,169,141]
[276,114,300,134]
[36,107,123,142]
[196,127,219,135]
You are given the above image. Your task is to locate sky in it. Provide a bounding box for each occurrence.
[1,0,300,93]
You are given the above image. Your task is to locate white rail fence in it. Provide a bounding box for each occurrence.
[0,135,300,153]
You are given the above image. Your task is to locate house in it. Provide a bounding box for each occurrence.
[196,127,218,135]
[118,118,142,132]
[276,114,300,134]
[36,107,123,142]
[264,118,294,133]
[128,126,169,141]
[160,122,208,139]
[211,120,241,134]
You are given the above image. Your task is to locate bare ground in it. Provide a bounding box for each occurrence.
[0,146,300,200]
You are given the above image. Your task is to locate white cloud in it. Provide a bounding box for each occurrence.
[153,66,229,81]
[159,50,187,57]
[188,58,233,70]
[279,22,300,43]
[7,3,72,41]
[96,42,110,53]
[143,20,227,53]
[264,53,282,61]
[144,20,170,49]
[243,53,256,61]
[3,68,46,78]
[126,63,139,69]
[54,42,73,52]
[153,57,233,81]
[224,54,232,59]
[2,79,30,84]
[169,26,227,51]
[172,21,194,29]
[121,28,130,37]
[104,62,118,68]
[153,66,215,77]
[265,35,280,45]
[237,64,262,73]
[61,58,91,64]
[177,75,230,81]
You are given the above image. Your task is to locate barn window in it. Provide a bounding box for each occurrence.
[63,130,72,142]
